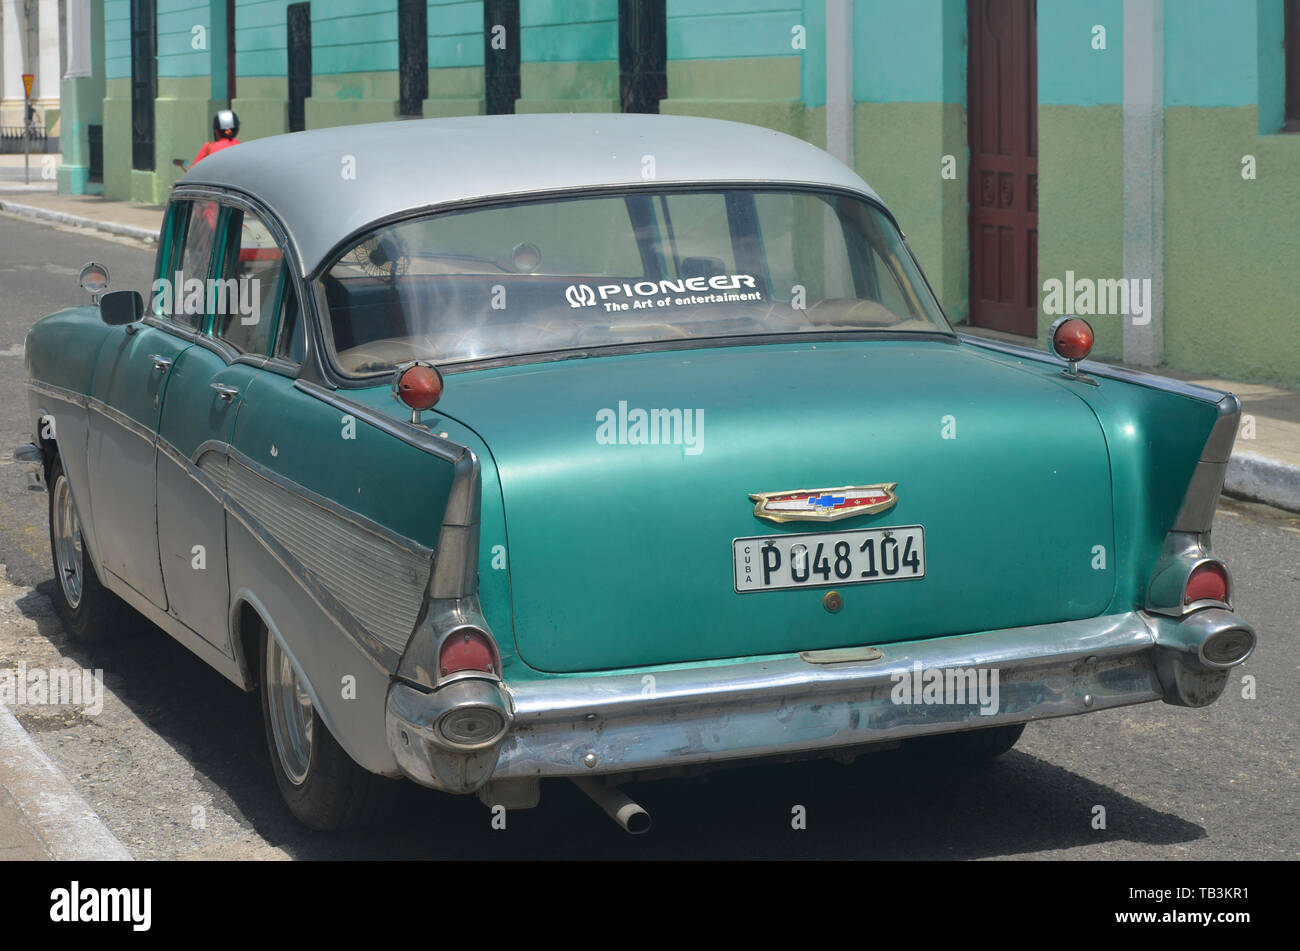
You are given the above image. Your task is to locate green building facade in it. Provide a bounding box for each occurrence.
[57,0,1300,386]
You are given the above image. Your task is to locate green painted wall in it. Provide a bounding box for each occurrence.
[1164,106,1300,384]
[855,102,967,324]
[102,78,133,200]
[516,0,618,110]
[105,0,132,80]
[1036,0,1123,106]
[158,0,214,77]
[1034,1,1125,359]
[426,0,485,114]
[307,70,401,126]
[848,3,967,326]
[232,74,289,139]
[312,0,397,74]
[667,0,803,61]
[235,0,292,76]
[660,57,804,136]
[853,0,965,104]
[1035,105,1125,361]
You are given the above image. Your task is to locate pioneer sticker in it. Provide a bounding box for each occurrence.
[565,274,763,311]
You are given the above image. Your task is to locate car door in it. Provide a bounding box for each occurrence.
[84,199,205,609]
[155,200,293,654]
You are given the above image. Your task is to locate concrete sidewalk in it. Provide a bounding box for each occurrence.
[0,189,162,242]
[3,189,1297,511]
[0,153,58,193]
[0,703,131,860]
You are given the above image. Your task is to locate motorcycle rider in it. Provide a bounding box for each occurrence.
[191,109,241,167]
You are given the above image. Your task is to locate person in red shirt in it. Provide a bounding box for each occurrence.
[192,110,240,166]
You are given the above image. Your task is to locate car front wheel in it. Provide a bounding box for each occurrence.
[258,624,398,830]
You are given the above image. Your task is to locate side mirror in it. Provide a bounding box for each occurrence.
[100,289,144,327]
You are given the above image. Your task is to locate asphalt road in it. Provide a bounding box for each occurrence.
[0,214,1297,859]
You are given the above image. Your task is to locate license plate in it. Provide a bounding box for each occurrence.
[732,525,926,592]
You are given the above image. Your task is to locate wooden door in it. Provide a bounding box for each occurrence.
[968,0,1038,336]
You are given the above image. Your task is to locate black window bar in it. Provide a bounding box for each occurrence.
[130,0,157,170]
[484,0,520,115]
[287,3,312,133]
[619,0,666,114]
[399,0,428,117]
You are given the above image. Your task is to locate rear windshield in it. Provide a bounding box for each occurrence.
[318,188,951,375]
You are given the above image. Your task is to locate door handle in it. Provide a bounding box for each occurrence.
[210,383,239,404]
[149,354,172,372]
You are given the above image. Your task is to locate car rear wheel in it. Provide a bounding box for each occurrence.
[909,723,1026,764]
[48,455,130,642]
[258,624,398,830]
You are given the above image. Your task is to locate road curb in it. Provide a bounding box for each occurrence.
[0,199,157,244]
[0,703,132,860]
[1225,451,1300,515]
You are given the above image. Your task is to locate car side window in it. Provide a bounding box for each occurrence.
[275,279,305,364]
[213,208,285,354]
[170,200,222,331]
[152,200,189,317]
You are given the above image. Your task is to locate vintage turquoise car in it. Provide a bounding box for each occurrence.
[16,115,1254,832]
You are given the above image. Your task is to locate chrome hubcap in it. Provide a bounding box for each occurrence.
[52,475,84,610]
[266,635,314,786]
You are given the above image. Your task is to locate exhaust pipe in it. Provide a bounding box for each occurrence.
[572,777,651,835]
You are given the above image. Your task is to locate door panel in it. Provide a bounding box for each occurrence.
[968,0,1038,336]
[86,326,191,607]
[156,349,258,655]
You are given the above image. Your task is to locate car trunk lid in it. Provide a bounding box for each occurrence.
[436,339,1116,673]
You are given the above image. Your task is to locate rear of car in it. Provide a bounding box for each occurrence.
[301,175,1254,802]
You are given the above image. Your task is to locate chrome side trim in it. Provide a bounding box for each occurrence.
[86,399,157,444]
[165,441,399,668]
[292,379,467,464]
[222,489,398,672]
[197,440,434,560]
[1145,531,1232,617]
[26,379,89,409]
[959,333,1232,404]
[198,449,434,655]
[1172,394,1240,533]
[293,379,483,600]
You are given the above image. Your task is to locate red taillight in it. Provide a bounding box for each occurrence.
[1185,561,1229,604]
[439,629,496,677]
[1051,316,1095,363]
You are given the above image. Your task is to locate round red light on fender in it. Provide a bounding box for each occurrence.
[1185,561,1229,604]
[1050,316,1095,363]
[392,361,444,421]
[439,628,496,678]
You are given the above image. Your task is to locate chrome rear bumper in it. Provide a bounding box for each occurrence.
[385,607,1254,793]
